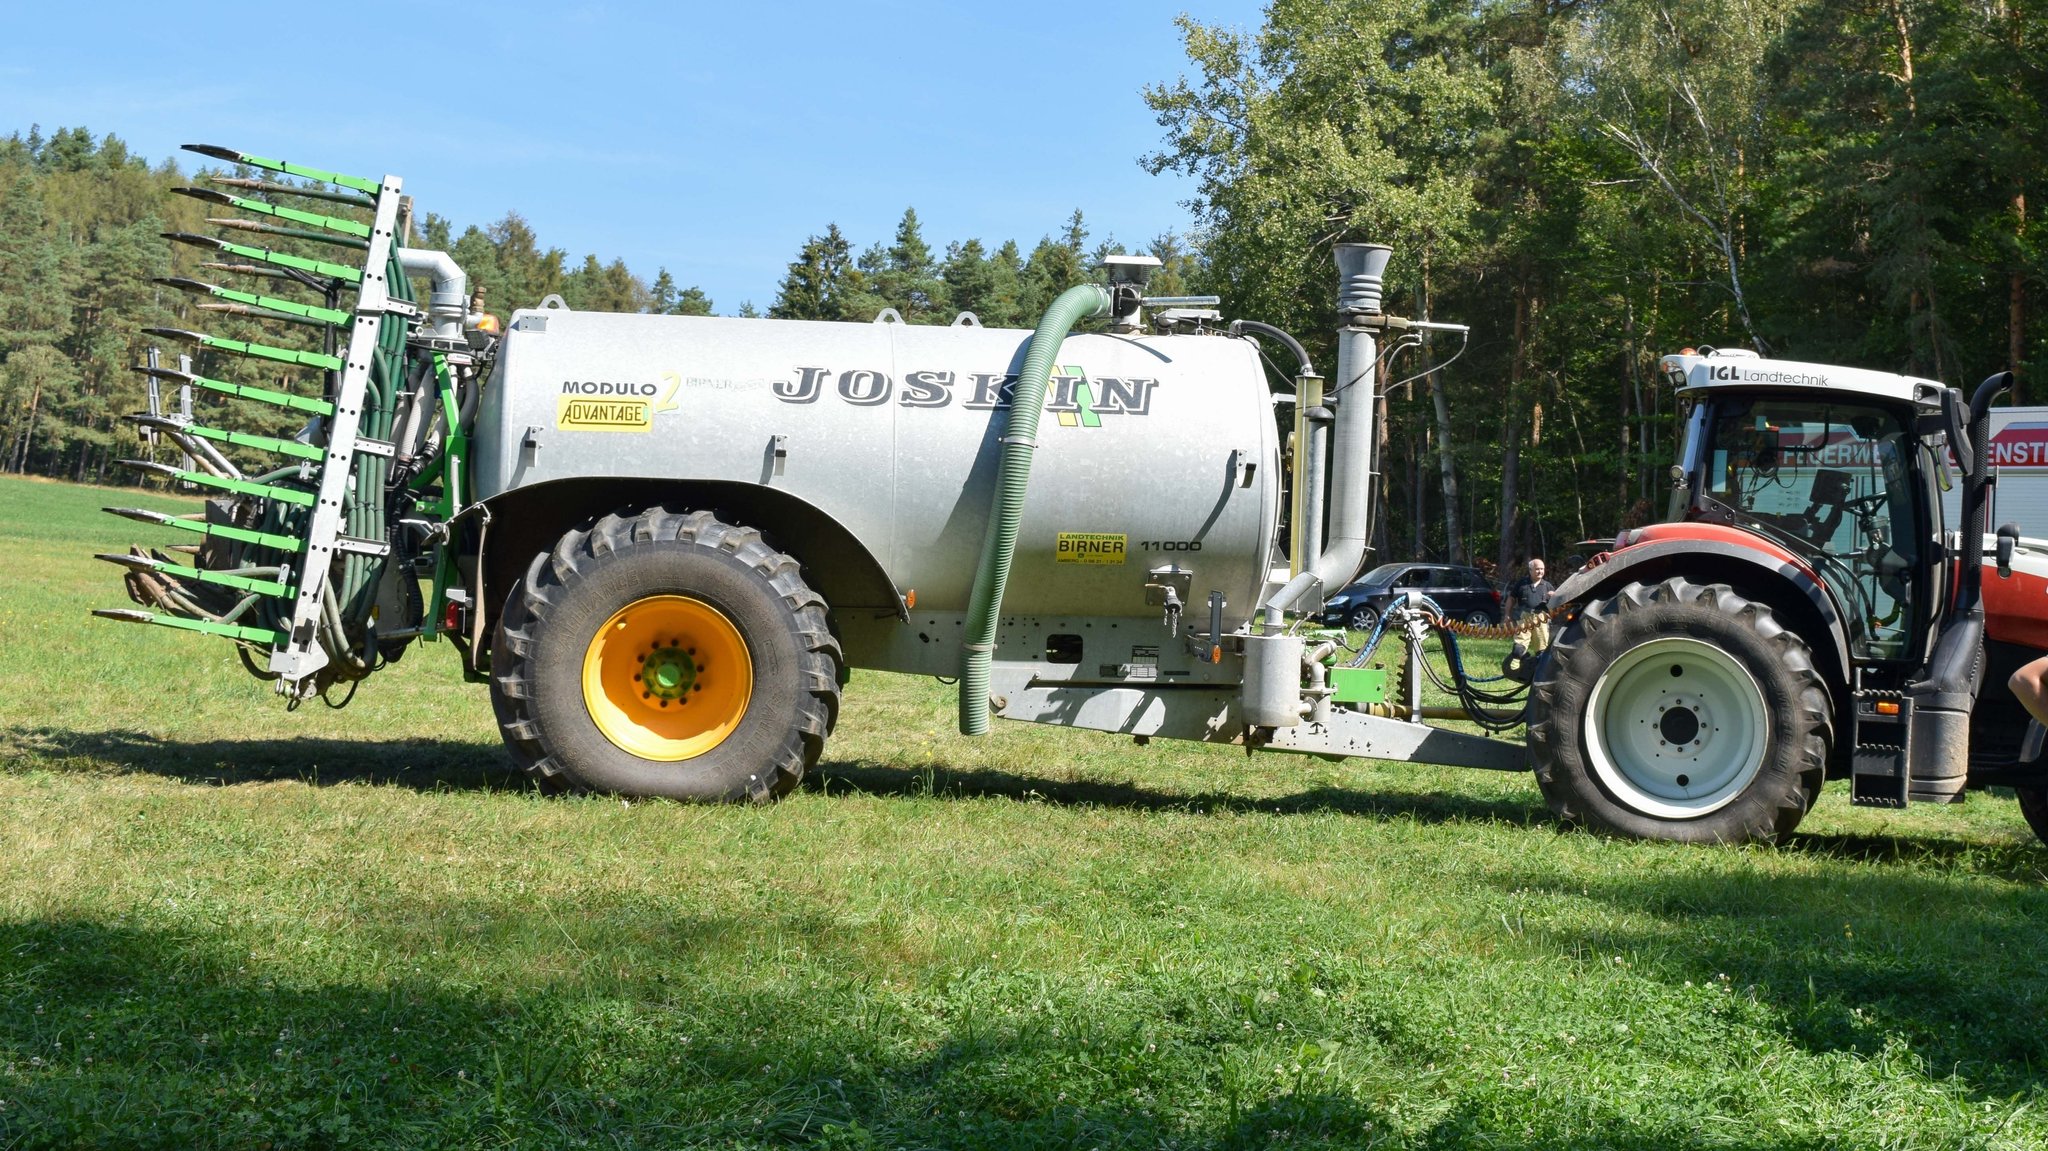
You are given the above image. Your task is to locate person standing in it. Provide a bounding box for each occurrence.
[1508,558,1553,653]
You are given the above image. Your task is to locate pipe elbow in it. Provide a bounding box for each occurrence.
[398,247,470,333]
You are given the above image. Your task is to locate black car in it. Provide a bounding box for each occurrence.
[1320,563,1504,630]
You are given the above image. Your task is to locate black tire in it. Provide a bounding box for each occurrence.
[1347,605,1379,632]
[2017,788,2048,847]
[1461,609,1492,627]
[490,582,568,793]
[1528,577,1831,844]
[490,506,841,802]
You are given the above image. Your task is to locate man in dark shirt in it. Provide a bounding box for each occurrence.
[1508,558,1553,652]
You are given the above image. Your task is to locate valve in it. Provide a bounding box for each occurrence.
[1145,565,1193,637]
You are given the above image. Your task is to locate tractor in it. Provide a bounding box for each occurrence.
[1530,350,2047,843]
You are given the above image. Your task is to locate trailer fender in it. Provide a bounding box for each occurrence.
[1548,536,1851,690]
[472,476,901,661]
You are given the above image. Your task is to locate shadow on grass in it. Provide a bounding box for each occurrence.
[0,724,526,793]
[811,757,1547,826]
[1785,826,2048,878]
[1506,860,2048,1095]
[0,914,1850,1151]
[3,722,1547,825]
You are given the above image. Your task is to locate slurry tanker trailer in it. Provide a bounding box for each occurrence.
[99,146,2048,845]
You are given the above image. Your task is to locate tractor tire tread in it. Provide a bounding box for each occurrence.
[1528,576,1832,844]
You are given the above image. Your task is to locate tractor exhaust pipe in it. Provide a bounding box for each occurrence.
[1906,370,2014,801]
[1265,243,1389,618]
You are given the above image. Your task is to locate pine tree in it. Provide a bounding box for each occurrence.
[770,224,862,320]
[878,207,949,322]
[941,239,996,324]
[674,286,714,316]
[0,171,77,473]
[649,268,679,314]
[1021,232,1086,318]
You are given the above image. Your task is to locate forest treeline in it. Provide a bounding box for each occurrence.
[4,0,2045,573]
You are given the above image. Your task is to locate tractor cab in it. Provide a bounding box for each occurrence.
[1661,350,1954,678]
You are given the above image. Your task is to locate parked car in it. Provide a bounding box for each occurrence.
[1320,563,1504,630]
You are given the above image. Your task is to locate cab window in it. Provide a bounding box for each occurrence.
[1698,397,1924,661]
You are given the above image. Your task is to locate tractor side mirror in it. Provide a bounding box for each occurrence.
[1944,387,1976,481]
[1997,522,2020,579]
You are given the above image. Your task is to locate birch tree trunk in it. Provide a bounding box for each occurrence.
[1496,283,1528,578]
[1422,254,1463,563]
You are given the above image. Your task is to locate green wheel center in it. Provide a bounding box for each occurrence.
[640,645,697,701]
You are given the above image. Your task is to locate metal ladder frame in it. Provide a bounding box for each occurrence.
[268,174,406,683]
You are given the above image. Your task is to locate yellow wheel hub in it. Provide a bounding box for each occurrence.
[582,595,753,761]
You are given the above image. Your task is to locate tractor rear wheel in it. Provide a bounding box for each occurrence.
[490,507,841,801]
[1528,577,1831,844]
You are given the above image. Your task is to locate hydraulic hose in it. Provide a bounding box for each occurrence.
[959,282,1112,735]
[1229,319,1316,379]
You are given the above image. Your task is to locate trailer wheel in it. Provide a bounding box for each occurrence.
[2016,788,2048,847]
[1528,577,1831,844]
[489,586,567,793]
[490,507,841,802]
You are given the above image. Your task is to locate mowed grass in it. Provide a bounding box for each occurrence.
[2,473,2047,1150]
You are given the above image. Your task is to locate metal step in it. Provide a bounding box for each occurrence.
[1848,689,1911,807]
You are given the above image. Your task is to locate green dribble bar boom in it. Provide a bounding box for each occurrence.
[94,145,437,701]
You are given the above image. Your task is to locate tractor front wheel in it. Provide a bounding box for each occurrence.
[1528,577,1831,844]
[490,507,841,801]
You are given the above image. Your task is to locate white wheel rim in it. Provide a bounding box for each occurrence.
[1583,637,1768,819]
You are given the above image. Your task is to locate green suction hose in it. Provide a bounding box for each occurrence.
[958,282,1112,735]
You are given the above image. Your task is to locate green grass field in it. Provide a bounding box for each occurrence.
[3,473,2046,1149]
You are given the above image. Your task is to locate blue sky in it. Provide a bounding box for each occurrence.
[2,2,1267,313]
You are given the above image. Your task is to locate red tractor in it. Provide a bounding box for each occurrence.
[1528,349,2047,844]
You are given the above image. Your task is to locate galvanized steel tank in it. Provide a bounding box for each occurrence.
[472,309,1282,660]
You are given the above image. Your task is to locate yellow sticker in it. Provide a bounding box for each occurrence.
[557,396,652,432]
[1055,532,1126,564]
